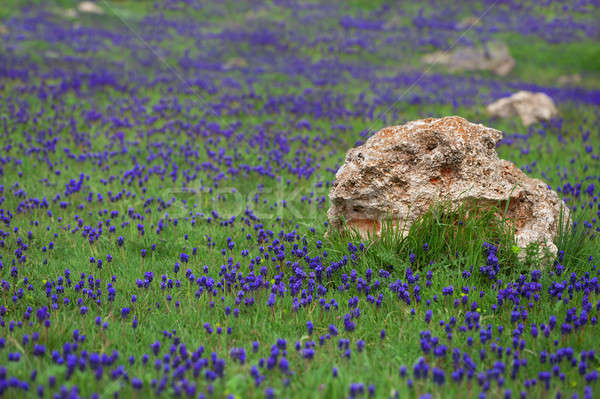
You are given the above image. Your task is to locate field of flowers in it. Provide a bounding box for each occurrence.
[1,0,600,398]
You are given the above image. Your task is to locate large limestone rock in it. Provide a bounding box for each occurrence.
[328,116,567,257]
[487,91,558,127]
[423,41,515,76]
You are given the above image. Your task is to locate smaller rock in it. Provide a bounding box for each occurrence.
[487,91,559,127]
[77,1,104,15]
[384,16,404,30]
[0,25,8,35]
[456,16,482,29]
[423,41,515,76]
[63,9,78,18]
[223,57,248,70]
[557,74,582,86]
[244,7,272,22]
[44,50,60,59]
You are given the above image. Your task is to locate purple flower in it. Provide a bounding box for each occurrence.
[279,357,289,372]
[306,321,314,335]
[425,309,432,323]
[131,377,143,389]
[400,365,407,377]
[33,345,46,357]
[121,307,131,319]
[328,324,338,336]
[432,367,445,385]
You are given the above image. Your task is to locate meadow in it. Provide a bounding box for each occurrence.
[1,0,600,398]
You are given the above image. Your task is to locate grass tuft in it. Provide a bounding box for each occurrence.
[327,200,529,278]
[554,204,598,271]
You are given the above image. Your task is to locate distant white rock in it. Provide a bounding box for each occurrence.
[223,57,248,70]
[487,91,559,126]
[77,1,104,15]
[456,16,482,29]
[63,8,78,18]
[557,74,582,86]
[423,41,515,76]
[44,50,60,59]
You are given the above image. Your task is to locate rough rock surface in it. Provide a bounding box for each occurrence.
[487,91,558,126]
[328,116,567,257]
[422,42,515,76]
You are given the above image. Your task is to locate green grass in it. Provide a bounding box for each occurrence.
[1,1,600,398]
[328,200,524,273]
[500,33,600,87]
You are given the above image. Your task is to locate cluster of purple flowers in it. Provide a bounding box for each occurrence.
[0,0,599,398]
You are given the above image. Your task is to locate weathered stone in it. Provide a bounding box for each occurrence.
[77,1,104,15]
[423,41,515,76]
[327,116,567,257]
[487,91,558,127]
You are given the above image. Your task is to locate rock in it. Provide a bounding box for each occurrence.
[487,91,559,126]
[77,1,104,15]
[327,116,567,258]
[44,50,60,59]
[0,25,8,35]
[456,16,483,29]
[384,16,404,30]
[223,57,248,70]
[557,74,582,86]
[243,6,272,22]
[423,41,515,76]
[61,8,78,18]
